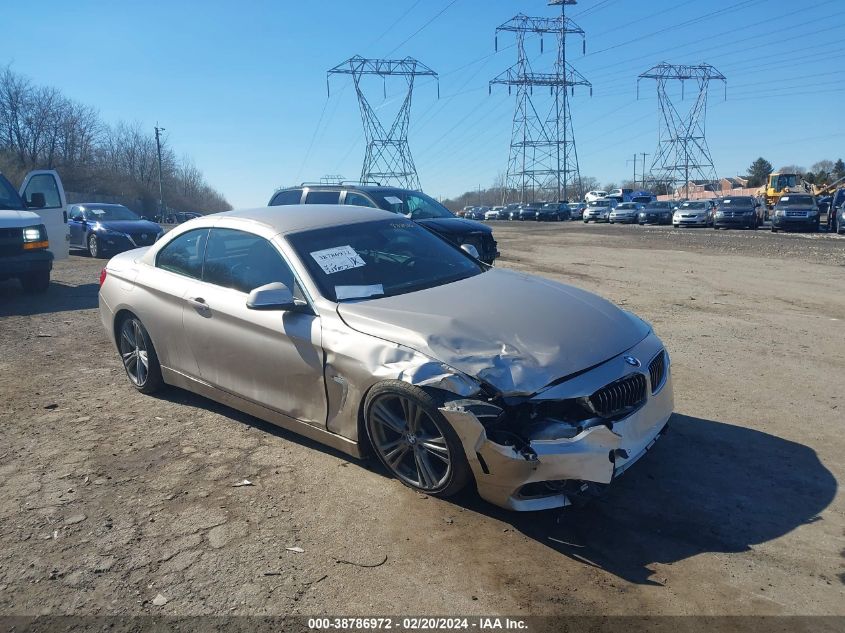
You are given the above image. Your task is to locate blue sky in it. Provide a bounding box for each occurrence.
[7,0,844,206]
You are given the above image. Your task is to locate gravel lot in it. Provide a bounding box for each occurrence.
[0,222,843,617]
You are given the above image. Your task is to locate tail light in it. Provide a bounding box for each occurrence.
[99,268,107,287]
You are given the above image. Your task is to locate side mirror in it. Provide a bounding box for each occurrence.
[460,243,480,259]
[246,282,296,311]
[28,192,46,208]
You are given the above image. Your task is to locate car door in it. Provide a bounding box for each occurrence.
[68,205,86,248]
[19,170,69,260]
[181,227,326,427]
[144,228,211,377]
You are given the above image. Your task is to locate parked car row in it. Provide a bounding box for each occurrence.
[486,192,834,233]
[471,202,582,222]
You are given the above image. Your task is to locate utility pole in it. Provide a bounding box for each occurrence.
[640,152,649,188]
[154,124,165,219]
[477,184,482,205]
[627,154,637,186]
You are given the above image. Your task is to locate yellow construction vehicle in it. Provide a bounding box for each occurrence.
[809,174,845,198]
[758,173,845,209]
[757,172,806,209]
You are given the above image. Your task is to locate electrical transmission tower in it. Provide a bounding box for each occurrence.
[637,63,726,198]
[327,56,438,190]
[490,0,591,204]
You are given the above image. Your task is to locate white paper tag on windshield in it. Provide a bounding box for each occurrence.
[310,245,366,275]
[335,284,384,300]
[384,196,403,205]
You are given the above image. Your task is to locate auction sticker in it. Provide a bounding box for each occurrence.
[310,245,366,275]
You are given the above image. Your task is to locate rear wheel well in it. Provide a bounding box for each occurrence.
[113,309,135,345]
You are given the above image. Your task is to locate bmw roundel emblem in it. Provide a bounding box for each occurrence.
[623,356,641,367]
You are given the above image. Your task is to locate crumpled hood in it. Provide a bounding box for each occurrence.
[337,268,651,396]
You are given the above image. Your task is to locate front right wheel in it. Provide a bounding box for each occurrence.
[365,382,471,498]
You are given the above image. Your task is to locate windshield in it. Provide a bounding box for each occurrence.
[645,202,670,210]
[616,203,637,210]
[370,190,454,220]
[589,200,611,207]
[287,218,484,302]
[680,202,707,210]
[84,205,140,221]
[777,195,815,207]
[0,174,25,210]
[721,197,754,208]
[775,174,799,190]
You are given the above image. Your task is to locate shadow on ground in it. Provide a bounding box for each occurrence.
[0,279,99,317]
[460,413,837,585]
[146,385,838,587]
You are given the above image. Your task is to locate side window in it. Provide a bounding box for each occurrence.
[344,192,377,208]
[304,190,340,204]
[69,206,83,220]
[156,229,209,279]
[270,189,303,206]
[23,173,62,208]
[203,228,302,296]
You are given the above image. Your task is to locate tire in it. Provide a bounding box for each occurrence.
[364,381,471,498]
[771,226,778,233]
[20,270,50,293]
[87,233,102,258]
[116,314,163,394]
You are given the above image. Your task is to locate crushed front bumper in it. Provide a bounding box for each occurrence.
[440,334,673,511]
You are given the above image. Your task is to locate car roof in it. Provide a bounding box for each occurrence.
[212,204,396,234]
[280,184,416,194]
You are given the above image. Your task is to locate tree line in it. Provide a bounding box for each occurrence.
[0,66,231,216]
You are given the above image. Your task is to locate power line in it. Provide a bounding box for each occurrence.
[386,0,460,56]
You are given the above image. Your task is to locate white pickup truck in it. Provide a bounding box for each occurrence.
[0,170,69,293]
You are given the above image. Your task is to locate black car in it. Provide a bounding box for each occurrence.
[536,202,571,221]
[638,201,673,225]
[713,196,760,230]
[517,204,541,221]
[68,203,164,258]
[770,194,820,233]
[503,203,522,220]
[268,184,499,264]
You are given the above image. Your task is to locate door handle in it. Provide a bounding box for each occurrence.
[188,297,210,311]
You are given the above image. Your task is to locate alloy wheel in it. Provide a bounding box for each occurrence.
[368,394,452,491]
[119,318,149,387]
[88,234,99,258]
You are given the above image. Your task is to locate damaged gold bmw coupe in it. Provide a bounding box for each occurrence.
[99,205,673,510]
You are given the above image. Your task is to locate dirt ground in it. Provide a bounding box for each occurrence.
[0,222,843,617]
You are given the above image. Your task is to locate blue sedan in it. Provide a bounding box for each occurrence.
[68,203,164,258]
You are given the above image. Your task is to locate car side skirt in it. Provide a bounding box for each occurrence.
[161,366,363,458]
